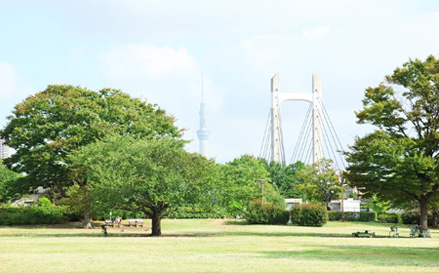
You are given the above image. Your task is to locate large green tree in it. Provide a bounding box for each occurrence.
[69,135,216,236]
[345,55,439,230]
[216,155,283,216]
[296,158,340,208]
[0,85,180,194]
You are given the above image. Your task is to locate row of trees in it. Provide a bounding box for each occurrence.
[0,85,339,236]
[1,55,439,233]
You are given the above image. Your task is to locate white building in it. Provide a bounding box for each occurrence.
[329,198,361,212]
[285,198,303,210]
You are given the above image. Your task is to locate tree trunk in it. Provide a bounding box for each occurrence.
[83,208,93,229]
[151,207,162,236]
[419,196,429,231]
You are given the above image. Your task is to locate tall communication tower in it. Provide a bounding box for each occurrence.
[197,74,210,157]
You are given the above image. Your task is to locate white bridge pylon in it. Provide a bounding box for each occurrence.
[271,73,323,164]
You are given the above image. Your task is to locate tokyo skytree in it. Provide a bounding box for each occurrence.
[196,74,210,157]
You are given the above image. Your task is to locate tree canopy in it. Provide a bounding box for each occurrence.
[215,155,283,216]
[0,85,181,193]
[69,134,216,236]
[296,158,340,208]
[345,55,439,229]
[260,160,305,199]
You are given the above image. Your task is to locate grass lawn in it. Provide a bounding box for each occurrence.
[1,219,438,272]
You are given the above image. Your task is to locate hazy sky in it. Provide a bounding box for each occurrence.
[1,0,439,164]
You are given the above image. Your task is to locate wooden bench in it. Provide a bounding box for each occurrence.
[352,231,375,238]
[128,219,144,227]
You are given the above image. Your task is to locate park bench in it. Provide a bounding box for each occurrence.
[352,230,375,238]
[104,217,121,227]
[128,219,144,227]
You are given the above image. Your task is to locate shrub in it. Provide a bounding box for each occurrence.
[377,213,399,223]
[291,203,328,227]
[328,211,342,221]
[401,211,419,225]
[401,211,437,226]
[245,199,289,225]
[0,206,67,225]
[328,211,375,222]
[38,197,52,207]
[360,211,376,222]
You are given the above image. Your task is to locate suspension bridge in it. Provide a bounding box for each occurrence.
[259,73,345,169]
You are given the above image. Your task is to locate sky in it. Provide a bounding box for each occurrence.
[1,0,439,164]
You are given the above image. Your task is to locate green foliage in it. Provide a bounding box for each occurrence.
[296,159,340,207]
[166,207,223,219]
[215,155,282,216]
[0,206,67,225]
[259,159,305,198]
[59,184,96,224]
[367,195,391,221]
[0,160,22,202]
[245,199,289,225]
[345,55,439,230]
[328,211,375,222]
[69,134,217,236]
[38,197,52,207]
[377,213,399,223]
[290,203,328,226]
[0,85,180,194]
[400,211,438,226]
[400,211,419,225]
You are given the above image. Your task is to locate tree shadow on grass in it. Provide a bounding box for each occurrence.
[259,245,439,268]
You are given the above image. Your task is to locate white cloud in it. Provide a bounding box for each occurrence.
[302,26,331,40]
[239,35,298,73]
[99,44,199,80]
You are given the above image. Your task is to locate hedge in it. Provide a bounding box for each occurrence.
[401,211,438,226]
[0,206,67,225]
[377,213,399,223]
[291,203,328,227]
[328,211,375,222]
[245,199,289,225]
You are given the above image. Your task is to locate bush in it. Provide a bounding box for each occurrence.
[328,211,375,222]
[401,211,437,226]
[0,206,67,225]
[359,211,376,222]
[291,203,328,227]
[38,197,52,207]
[328,211,342,221]
[377,213,399,223]
[245,199,289,225]
[401,211,418,225]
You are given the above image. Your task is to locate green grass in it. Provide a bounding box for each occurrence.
[1,220,438,272]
